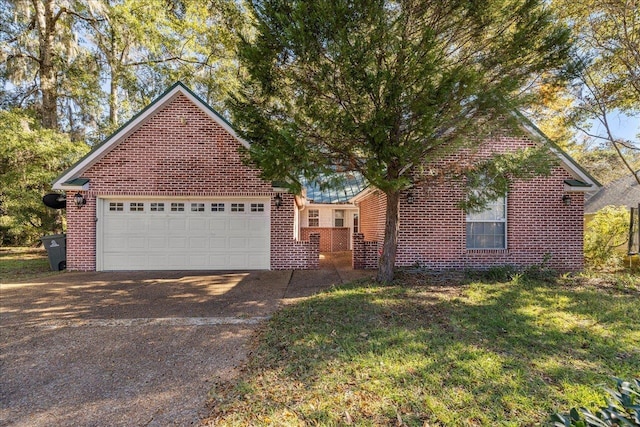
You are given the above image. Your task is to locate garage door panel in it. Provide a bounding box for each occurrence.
[126,218,148,232]
[209,237,227,248]
[209,218,228,232]
[168,236,187,249]
[188,218,208,231]
[209,254,228,265]
[147,236,168,250]
[103,217,126,231]
[188,236,208,250]
[229,218,249,232]
[249,237,269,248]
[126,236,147,249]
[189,254,208,267]
[104,236,127,248]
[148,218,168,233]
[147,254,170,269]
[228,237,248,249]
[168,218,187,232]
[248,220,268,232]
[228,254,250,268]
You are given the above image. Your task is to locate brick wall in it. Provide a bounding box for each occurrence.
[354,135,586,272]
[300,227,350,252]
[352,233,380,269]
[359,190,387,243]
[66,94,319,271]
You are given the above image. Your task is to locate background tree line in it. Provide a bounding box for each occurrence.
[0,0,248,244]
[0,0,638,249]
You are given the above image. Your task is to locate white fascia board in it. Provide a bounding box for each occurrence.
[53,84,249,190]
[57,182,90,191]
[564,183,595,193]
[307,202,358,209]
[547,145,599,187]
[349,186,375,204]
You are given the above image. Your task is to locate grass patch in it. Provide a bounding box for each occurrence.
[205,273,640,426]
[0,246,56,282]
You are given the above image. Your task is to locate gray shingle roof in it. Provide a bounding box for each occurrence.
[303,172,367,204]
[585,172,640,214]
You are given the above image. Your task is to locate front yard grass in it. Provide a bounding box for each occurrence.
[0,246,55,282]
[205,272,639,426]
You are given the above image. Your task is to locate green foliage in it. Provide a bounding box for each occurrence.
[532,0,640,184]
[233,0,572,192]
[464,257,557,283]
[207,276,640,425]
[1,0,247,137]
[585,206,630,269]
[0,110,88,245]
[550,378,640,427]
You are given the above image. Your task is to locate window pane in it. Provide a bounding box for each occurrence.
[467,197,505,221]
[466,222,505,249]
[308,209,319,227]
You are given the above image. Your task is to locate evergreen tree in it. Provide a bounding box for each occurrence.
[231,0,573,282]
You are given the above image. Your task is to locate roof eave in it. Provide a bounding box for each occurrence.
[512,111,602,189]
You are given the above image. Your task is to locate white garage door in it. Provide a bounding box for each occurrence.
[98,199,270,270]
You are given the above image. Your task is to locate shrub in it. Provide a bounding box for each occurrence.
[585,206,630,269]
[550,378,640,426]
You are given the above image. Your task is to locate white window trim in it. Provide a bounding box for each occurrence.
[334,209,345,227]
[466,195,508,250]
[308,209,319,227]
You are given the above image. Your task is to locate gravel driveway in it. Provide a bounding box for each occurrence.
[0,270,294,426]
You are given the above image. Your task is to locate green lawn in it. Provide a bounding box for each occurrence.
[0,246,56,282]
[205,272,640,426]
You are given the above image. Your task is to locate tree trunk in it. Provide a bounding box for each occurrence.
[109,69,118,126]
[376,190,400,283]
[36,0,59,130]
[108,28,118,127]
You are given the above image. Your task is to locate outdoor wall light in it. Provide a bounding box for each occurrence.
[274,193,283,209]
[406,191,415,205]
[74,192,86,208]
[562,194,572,206]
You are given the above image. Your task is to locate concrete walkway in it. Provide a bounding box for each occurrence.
[0,253,373,427]
[285,251,374,298]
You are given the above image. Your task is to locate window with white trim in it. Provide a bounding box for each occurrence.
[308,209,319,227]
[334,210,345,227]
[353,213,359,233]
[171,202,185,212]
[211,203,225,212]
[191,203,205,212]
[150,203,164,212]
[130,202,144,212]
[109,202,123,212]
[466,196,507,249]
[251,203,265,212]
[231,203,245,212]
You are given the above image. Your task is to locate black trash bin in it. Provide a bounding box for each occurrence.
[41,234,67,271]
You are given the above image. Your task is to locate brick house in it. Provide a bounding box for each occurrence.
[54,82,599,272]
[350,131,600,271]
[53,82,319,271]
